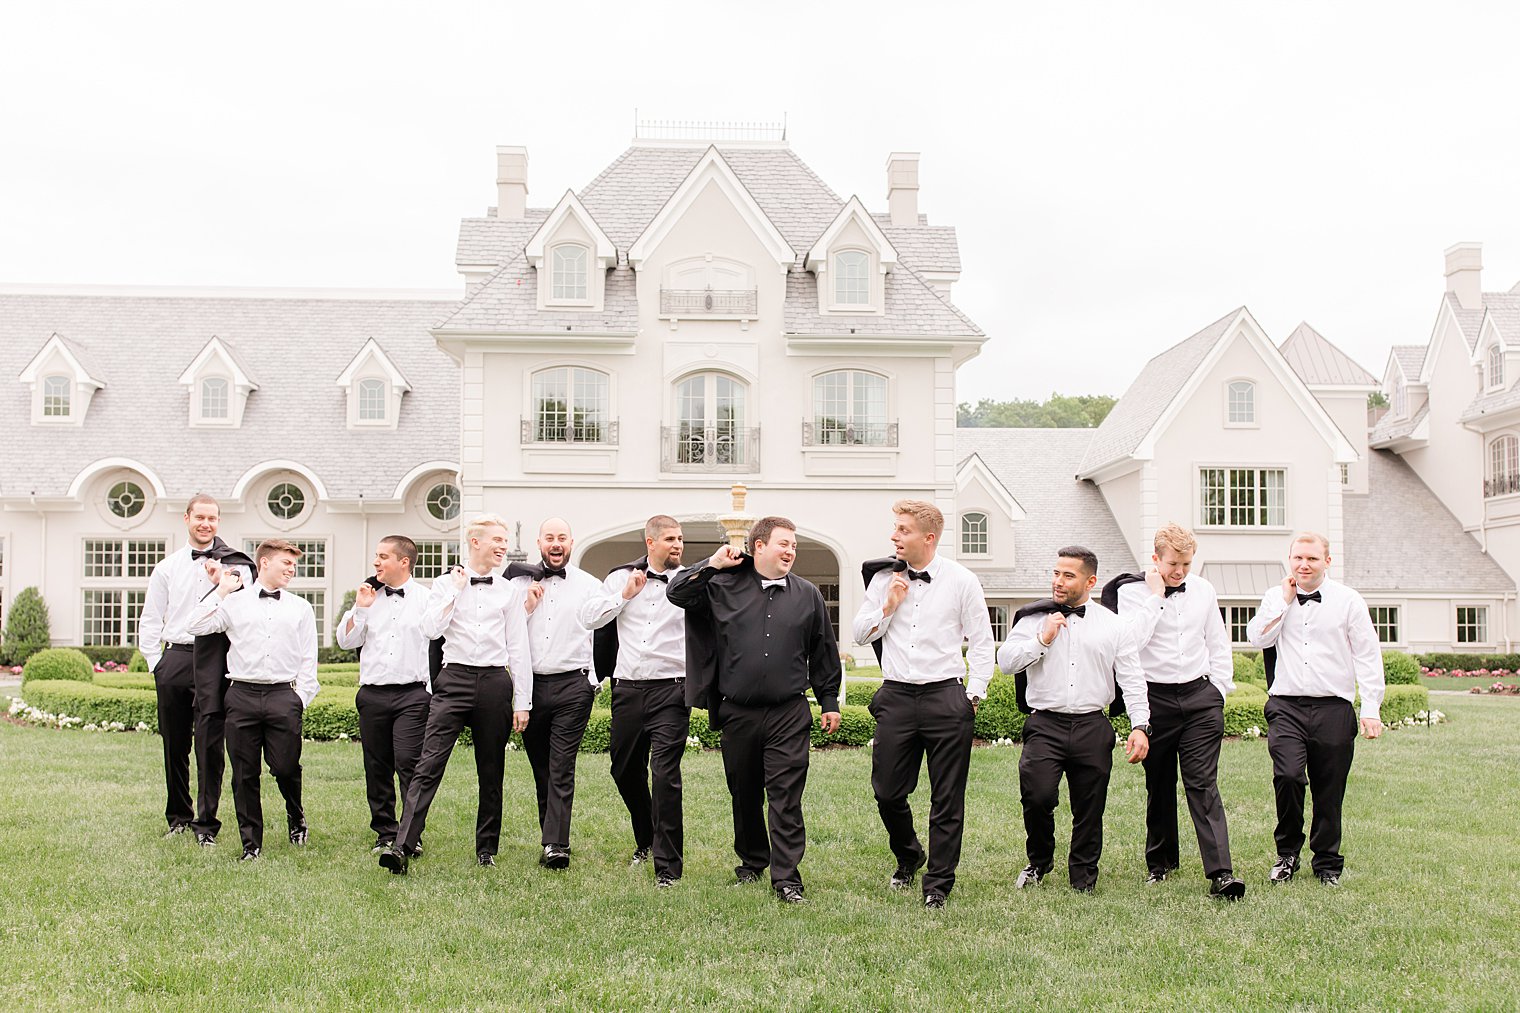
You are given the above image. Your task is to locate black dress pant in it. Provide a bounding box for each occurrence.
[868,679,975,898]
[609,678,690,878]
[355,681,431,844]
[720,694,812,891]
[1142,677,1233,878]
[152,646,196,829]
[224,681,305,852]
[1265,694,1357,876]
[522,670,596,848]
[189,653,230,839]
[1019,710,1115,891]
[395,663,511,857]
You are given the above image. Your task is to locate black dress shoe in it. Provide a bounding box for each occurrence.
[734,868,762,885]
[540,845,570,870]
[629,846,651,867]
[924,892,947,909]
[371,838,394,855]
[1210,873,1247,900]
[889,853,927,890]
[289,823,308,847]
[477,852,496,868]
[163,824,189,839]
[238,847,261,863]
[379,844,408,876]
[1269,855,1299,884]
[1144,868,1174,885]
[1014,864,1046,889]
[777,885,807,904]
[655,872,679,889]
[195,832,217,848]
[409,841,424,858]
[1071,883,1096,894]
[1317,872,1341,887]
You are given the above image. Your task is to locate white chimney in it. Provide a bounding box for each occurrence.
[886,152,920,227]
[1445,242,1482,310]
[496,145,529,220]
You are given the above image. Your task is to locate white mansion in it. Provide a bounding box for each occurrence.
[0,131,1515,655]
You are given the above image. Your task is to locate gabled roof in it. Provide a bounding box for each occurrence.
[1279,322,1377,387]
[1345,450,1515,593]
[1442,291,1488,355]
[435,255,640,335]
[1077,307,1359,478]
[1390,345,1426,381]
[1369,403,1429,448]
[177,335,259,389]
[627,146,794,271]
[804,196,897,272]
[955,452,1025,523]
[335,337,412,390]
[782,261,982,338]
[873,215,961,275]
[523,190,616,270]
[1473,302,1520,359]
[17,332,105,387]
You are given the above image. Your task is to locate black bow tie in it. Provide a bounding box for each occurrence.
[645,571,670,584]
[1296,591,1322,605]
[907,568,932,583]
[470,576,493,586]
[541,566,567,580]
[1058,604,1086,618]
[259,589,281,600]
[191,548,214,560]
[383,585,404,597]
[1164,583,1186,597]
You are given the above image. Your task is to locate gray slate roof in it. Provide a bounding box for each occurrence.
[0,290,459,499]
[1446,291,1489,353]
[1368,403,1428,447]
[1279,322,1377,386]
[1344,450,1515,592]
[1391,344,1425,380]
[1076,307,1241,476]
[1460,384,1520,422]
[955,428,1137,591]
[438,144,981,339]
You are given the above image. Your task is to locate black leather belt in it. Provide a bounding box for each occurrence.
[164,642,194,653]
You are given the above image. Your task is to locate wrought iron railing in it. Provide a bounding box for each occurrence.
[801,419,899,447]
[1485,473,1520,497]
[661,426,759,472]
[520,418,619,445]
[659,287,758,316]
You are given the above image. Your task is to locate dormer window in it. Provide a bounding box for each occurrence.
[200,377,229,420]
[179,336,257,428]
[1392,381,1407,418]
[357,378,387,421]
[335,338,410,430]
[1488,344,1505,389]
[42,375,71,417]
[552,244,589,302]
[804,196,898,316]
[20,333,104,426]
[834,251,871,305]
[1226,380,1256,425]
[526,191,617,312]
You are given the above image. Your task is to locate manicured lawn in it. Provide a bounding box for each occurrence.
[2,695,1518,1010]
[1422,675,1516,692]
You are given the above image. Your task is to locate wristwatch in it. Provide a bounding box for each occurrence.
[1131,723,1151,736]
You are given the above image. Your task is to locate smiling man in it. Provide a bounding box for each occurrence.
[1247,532,1384,887]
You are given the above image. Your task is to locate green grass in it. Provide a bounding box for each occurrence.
[1423,675,1515,692]
[2,696,1518,1010]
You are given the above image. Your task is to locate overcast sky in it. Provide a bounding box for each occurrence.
[5,1,1520,402]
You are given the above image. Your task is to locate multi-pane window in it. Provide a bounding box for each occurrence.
[200,377,229,419]
[1368,606,1400,644]
[1227,381,1256,424]
[834,250,870,305]
[552,245,588,301]
[813,370,889,445]
[1340,464,1350,486]
[42,375,71,417]
[414,540,461,580]
[961,513,989,555]
[357,378,388,421]
[1200,468,1286,527]
[426,483,461,521]
[107,481,147,519]
[244,538,328,644]
[1456,606,1489,644]
[1391,382,1407,418]
[988,605,1010,643]
[816,581,840,640]
[81,537,165,645]
[1219,604,1256,645]
[1488,344,1504,388]
[1490,436,1518,487]
[531,367,608,442]
[267,482,307,521]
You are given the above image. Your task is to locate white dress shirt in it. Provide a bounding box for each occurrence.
[580,564,691,681]
[422,566,534,711]
[335,578,431,688]
[1246,577,1385,719]
[996,601,1151,726]
[508,564,599,677]
[185,582,320,707]
[138,545,253,671]
[1119,575,1234,700]
[852,554,996,700]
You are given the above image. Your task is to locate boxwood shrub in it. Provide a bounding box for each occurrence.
[95,674,155,691]
[1380,684,1430,726]
[21,648,96,684]
[20,679,158,727]
[1232,652,1264,684]
[128,651,150,673]
[844,679,882,708]
[1382,651,1422,685]
[1416,652,1520,671]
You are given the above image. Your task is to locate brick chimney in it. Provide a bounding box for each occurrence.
[496,146,529,220]
[886,152,919,227]
[1445,242,1482,310]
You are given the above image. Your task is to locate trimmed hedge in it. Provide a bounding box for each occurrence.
[844,679,882,708]
[128,651,150,673]
[20,680,158,727]
[1416,652,1520,671]
[95,674,155,691]
[22,648,96,684]
[315,669,359,688]
[1382,651,1422,685]
[1379,684,1430,726]
[1233,652,1264,684]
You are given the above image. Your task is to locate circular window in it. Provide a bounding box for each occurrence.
[267,482,306,520]
[426,482,461,521]
[107,481,146,518]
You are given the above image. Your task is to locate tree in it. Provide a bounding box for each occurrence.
[2,587,52,665]
[957,393,1117,428]
[1367,391,1389,408]
[329,589,358,663]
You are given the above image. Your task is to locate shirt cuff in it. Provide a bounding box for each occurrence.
[816,693,840,713]
[1360,700,1382,721]
[965,676,991,699]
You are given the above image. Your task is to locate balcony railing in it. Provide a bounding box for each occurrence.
[1485,473,1520,498]
[801,419,899,447]
[661,426,759,472]
[520,417,619,445]
[659,287,758,317]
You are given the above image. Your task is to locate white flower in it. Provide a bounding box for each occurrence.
[506,741,520,751]
[866,737,876,748]
[337,732,350,741]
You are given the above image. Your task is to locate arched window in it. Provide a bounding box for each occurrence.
[1391,382,1407,418]
[531,367,609,443]
[811,370,890,445]
[1488,344,1505,389]
[673,372,748,469]
[961,512,989,555]
[42,375,71,417]
[1489,435,1519,496]
[1227,380,1255,424]
[200,377,229,420]
[357,378,388,421]
[552,245,588,301]
[834,250,870,305]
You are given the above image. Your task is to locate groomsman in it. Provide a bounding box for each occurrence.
[336,536,431,854]
[1247,532,1384,886]
[380,515,533,874]
[138,494,254,846]
[853,500,994,909]
[997,546,1150,893]
[581,514,695,889]
[669,518,843,903]
[507,518,600,870]
[186,539,320,861]
[1118,524,1245,899]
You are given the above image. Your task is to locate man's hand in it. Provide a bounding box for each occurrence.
[820,711,841,735]
[710,544,743,570]
[1281,574,1298,604]
[622,569,647,600]
[512,710,530,733]
[1360,716,1384,739]
[451,566,468,591]
[1145,566,1165,597]
[1039,613,1067,647]
[1123,728,1149,763]
[216,569,243,598]
[969,695,982,714]
[882,573,910,616]
[355,583,377,608]
[524,582,545,614]
[203,558,222,583]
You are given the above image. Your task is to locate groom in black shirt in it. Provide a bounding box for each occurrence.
[669,516,842,903]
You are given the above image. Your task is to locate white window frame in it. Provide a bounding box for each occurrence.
[832,249,872,308]
[960,512,990,557]
[529,366,612,444]
[1198,466,1288,529]
[1391,381,1407,418]
[1219,603,1257,645]
[199,376,230,421]
[1368,604,1401,646]
[1225,379,1257,426]
[41,374,72,419]
[1455,604,1490,646]
[550,244,590,304]
[80,535,166,646]
[1490,434,1519,497]
[811,369,892,446]
[1488,343,1505,390]
[356,377,389,423]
